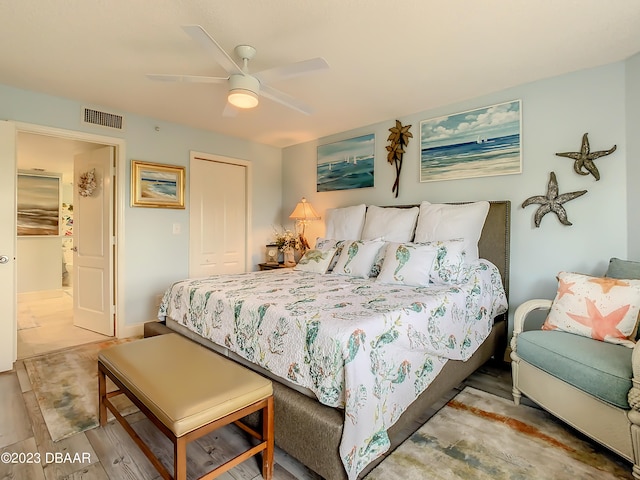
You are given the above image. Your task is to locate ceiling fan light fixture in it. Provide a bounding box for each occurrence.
[228,73,260,109]
[228,89,259,109]
[148,27,327,115]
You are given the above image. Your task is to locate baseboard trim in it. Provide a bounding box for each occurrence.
[117,323,144,339]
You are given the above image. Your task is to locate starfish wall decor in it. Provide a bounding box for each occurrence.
[522,171,587,227]
[386,120,412,198]
[555,132,616,181]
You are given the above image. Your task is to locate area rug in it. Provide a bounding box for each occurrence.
[24,338,139,442]
[365,387,632,480]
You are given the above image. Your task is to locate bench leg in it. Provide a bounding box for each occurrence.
[262,396,274,480]
[98,365,107,426]
[174,437,187,480]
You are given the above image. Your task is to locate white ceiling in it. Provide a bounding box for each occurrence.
[2,1,640,148]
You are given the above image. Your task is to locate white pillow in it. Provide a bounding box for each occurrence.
[332,239,385,278]
[377,242,438,287]
[315,238,346,272]
[414,201,489,261]
[315,237,338,250]
[294,248,337,274]
[324,204,366,240]
[361,205,419,243]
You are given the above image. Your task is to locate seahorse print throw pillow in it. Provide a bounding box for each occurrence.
[377,242,438,287]
[294,248,337,274]
[332,239,385,278]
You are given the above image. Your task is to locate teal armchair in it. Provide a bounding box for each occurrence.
[510,258,640,479]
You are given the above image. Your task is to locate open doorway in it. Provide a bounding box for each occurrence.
[16,132,113,358]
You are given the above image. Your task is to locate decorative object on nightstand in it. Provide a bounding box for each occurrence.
[283,248,296,267]
[272,226,302,266]
[265,244,279,265]
[289,197,320,252]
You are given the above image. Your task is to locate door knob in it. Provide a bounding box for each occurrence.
[0,255,9,264]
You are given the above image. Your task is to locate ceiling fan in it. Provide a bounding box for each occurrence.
[147,25,329,115]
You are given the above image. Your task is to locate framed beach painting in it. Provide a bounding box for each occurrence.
[317,133,375,192]
[131,160,185,208]
[17,173,61,236]
[420,100,522,182]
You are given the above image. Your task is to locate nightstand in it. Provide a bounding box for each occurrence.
[258,263,292,271]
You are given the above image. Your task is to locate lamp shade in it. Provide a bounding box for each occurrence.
[289,198,320,221]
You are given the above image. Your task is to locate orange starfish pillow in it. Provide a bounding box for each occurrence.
[542,271,640,347]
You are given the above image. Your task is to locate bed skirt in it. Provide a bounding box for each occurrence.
[144,317,506,479]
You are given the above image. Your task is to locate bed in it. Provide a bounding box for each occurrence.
[157,200,510,480]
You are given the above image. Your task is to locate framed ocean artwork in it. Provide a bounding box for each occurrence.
[419,100,522,182]
[317,133,375,192]
[131,160,185,208]
[17,173,61,236]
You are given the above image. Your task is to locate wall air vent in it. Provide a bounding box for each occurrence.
[81,107,125,130]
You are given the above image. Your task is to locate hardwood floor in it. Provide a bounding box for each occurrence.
[0,357,521,480]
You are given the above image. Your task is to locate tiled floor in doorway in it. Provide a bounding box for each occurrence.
[17,289,111,359]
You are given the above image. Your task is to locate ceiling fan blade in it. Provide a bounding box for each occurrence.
[146,74,228,84]
[181,25,244,76]
[222,102,239,117]
[254,57,329,84]
[259,84,313,115]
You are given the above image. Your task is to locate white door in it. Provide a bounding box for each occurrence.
[73,146,114,335]
[0,121,17,372]
[190,158,247,277]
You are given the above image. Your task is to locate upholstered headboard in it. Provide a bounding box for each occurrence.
[384,200,511,299]
[477,200,511,300]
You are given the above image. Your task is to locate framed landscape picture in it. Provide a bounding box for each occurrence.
[131,160,185,209]
[17,173,61,236]
[419,100,522,182]
[317,134,375,192]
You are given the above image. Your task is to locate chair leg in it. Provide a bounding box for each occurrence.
[630,419,640,479]
[511,355,522,405]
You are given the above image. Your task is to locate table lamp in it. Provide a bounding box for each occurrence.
[289,197,320,251]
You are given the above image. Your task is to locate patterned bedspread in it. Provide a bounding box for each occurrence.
[158,260,507,479]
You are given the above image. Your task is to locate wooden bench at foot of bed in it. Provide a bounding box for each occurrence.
[98,333,274,480]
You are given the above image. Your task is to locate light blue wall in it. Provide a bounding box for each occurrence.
[3,58,635,331]
[1,84,283,326]
[282,62,630,329]
[627,52,640,260]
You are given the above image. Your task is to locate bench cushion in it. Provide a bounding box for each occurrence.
[517,330,633,409]
[99,333,272,437]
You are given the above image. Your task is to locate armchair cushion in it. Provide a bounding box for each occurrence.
[517,330,633,409]
[606,258,640,340]
[607,258,640,280]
